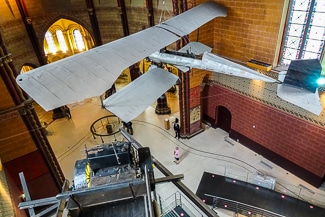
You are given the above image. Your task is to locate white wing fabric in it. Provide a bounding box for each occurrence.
[277,72,322,115]
[16,27,179,111]
[103,68,178,122]
[16,2,227,111]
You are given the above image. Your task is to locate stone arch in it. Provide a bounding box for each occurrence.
[215,105,232,133]
[51,56,60,62]
[32,15,93,65]
[40,17,95,63]
[201,74,211,90]
[19,63,38,74]
[39,15,93,43]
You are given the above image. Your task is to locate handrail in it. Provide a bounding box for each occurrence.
[205,194,286,217]
[220,166,325,209]
[153,157,218,217]
[158,192,199,217]
[144,165,154,217]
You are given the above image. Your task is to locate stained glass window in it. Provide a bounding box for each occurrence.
[281,0,325,65]
[45,31,57,54]
[56,30,68,52]
[73,29,85,51]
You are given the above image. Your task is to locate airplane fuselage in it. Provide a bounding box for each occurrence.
[148,50,277,83]
[148,51,202,69]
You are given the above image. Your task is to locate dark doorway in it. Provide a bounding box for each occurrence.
[216,106,231,132]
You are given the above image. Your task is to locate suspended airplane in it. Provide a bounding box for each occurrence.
[20,1,322,123]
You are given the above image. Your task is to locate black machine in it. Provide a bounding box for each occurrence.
[18,128,158,217]
[65,129,155,217]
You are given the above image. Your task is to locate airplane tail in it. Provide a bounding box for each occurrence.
[177,42,212,55]
[277,72,322,116]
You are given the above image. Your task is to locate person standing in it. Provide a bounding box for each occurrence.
[69,180,75,191]
[173,118,180,139]
[174,147,180,164]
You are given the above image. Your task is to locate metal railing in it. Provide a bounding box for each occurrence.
[218,165,325,209]
[210,136,325,209]
[206,194,285,217]
[159,192,204,217]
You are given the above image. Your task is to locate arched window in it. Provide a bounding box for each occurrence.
[45,31,57,54]
[73,29,85,51]
[56,30,68,52]
[280,0,325,65]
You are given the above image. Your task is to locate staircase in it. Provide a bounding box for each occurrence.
[159,192,198,217]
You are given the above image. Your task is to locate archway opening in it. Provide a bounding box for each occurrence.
[216,106,231,133]
[43,18,94,63]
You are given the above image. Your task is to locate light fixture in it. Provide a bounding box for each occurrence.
[317,77,325,86]
[0,158,2,171]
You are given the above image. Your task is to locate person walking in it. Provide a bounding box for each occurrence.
[174,147,180,164]
[173,118,180,139]
[122,121,133,135]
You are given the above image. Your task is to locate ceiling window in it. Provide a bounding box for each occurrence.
[56,30,68,52]
[73,29,85,51]
[280,0,325,65]
[45,31,57,54]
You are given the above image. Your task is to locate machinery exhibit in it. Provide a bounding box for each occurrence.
[18,128,193,217]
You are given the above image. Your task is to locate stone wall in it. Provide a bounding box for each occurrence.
[0,170,15,217]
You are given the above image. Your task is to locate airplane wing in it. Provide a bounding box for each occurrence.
[103,68,178,122]
[277,72,322,115]
[16,2,227,112]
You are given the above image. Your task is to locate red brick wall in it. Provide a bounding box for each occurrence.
[188,0,285,135]
[196,0,284,64]
[187,70,212,134]
[189,85,201,108]
[203,84,325,178]
[190,20,216,49]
